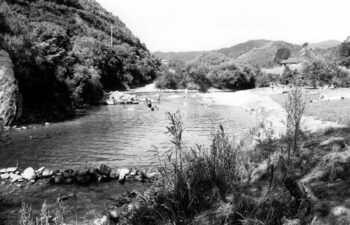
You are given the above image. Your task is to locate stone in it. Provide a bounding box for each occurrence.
[117,168,130,182]
[22,167,36,180]
[77,169,89,176]
[76,175,91,184]
[0,50,22,126]
[110,173,118,179]
[36,167,45,175]
[0,168,6,173]
[54,176,65,184]
[93,215,108,225]
[6,167,17,173]
[109,209,119,223]
[89,167,97,174]
[10,174,23,183]
[99,164,111,176]
[63,171,71,178]
[0,173,9,179]
[146,172,158,179]
[42,168,53,177]
[64,177,74,184]
[129,168,137,176]
[134,175,144,182]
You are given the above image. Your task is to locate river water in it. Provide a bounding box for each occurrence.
[0,92,254,224]
[0,92,253,170]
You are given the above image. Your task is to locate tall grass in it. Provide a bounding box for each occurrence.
[132,112,263,225]
[284,87,306,164]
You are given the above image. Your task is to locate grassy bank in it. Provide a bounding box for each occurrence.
[271,88,350,126]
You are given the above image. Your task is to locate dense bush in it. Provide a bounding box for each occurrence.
[256,72,280,87]
[157,53,257,91]
[280,66,299,85]
[338,41,350,68]
[274,47,291,64]
[0,0,160,123]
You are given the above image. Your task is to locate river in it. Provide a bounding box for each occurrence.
[0,92,253,170]
[0,92,254,224]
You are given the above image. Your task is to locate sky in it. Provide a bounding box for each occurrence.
[96,0,349,52]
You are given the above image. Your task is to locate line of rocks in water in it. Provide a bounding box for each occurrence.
[0,164,159,186]
[105,91,141,105]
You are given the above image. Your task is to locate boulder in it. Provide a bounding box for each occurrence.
[76,174,91,184]
[77,169,89,176]
[93,215,108,225]
[10,174,23,183]
[129,168,137,176]
[89,167,97,174]
[110,173,118,179]
[0,168,6,173]
[54,176,65,184]
[0,50,22,125]
[109,209,119,223]
[146,172,158,179]
[36,167,45,176]
[42,168,53,177]
[117,168,130,182]
[22,167,36,180]
[100,164,111,176]
[63,171,71,178]
[134,175,144,182]
[64,177,74,184]
[0,173,9,179]
[6,167,17,173]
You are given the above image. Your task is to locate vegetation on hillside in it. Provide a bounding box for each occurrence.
[0,0,160,123]
[154,39,303,68]
[155,38,350,91]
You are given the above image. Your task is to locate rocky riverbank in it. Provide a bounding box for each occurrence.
[0,164,159,186]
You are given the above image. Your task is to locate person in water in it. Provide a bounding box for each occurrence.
[147,99,152,108]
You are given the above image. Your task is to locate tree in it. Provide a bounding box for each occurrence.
[338,41,350,68]
[274,47,291,64]
[301,59,337,88]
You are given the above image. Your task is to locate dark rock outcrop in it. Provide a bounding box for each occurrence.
[0,50,21,125]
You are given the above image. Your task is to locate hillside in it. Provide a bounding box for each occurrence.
[309,40,341,49]
[232,40,301,67]
[154,39,302,67]
[0,0,160,124]
[153,51,206,63]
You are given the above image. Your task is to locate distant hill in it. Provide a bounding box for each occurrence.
[154,39,301,67]
[309,40,341,49]
[217,39,272,59]
[227,40,301,67]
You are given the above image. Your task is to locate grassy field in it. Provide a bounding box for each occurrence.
[271,92,350,126]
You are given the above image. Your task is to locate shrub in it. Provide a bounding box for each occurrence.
[256,72,280,87]
[131,112,252,224]
[284,87,306,163]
